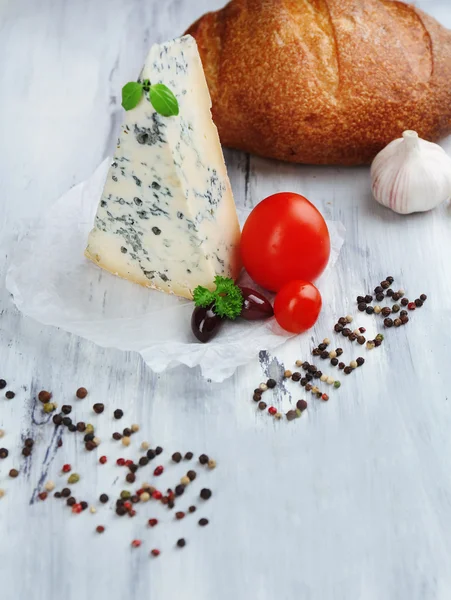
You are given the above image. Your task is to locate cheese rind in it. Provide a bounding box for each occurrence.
[86,35,241,299]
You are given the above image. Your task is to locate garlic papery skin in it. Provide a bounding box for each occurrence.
[371,130,451,214]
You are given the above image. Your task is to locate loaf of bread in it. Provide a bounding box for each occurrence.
[186,0,451,165]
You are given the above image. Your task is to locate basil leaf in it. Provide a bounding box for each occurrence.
[121,82,143,111]
[148,84,179,117]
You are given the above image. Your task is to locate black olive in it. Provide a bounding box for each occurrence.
[238,287,274,321]
[191,304,223,343]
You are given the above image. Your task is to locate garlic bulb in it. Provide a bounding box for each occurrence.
[371,130,451,214]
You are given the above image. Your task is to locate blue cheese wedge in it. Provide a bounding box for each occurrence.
[85,35,241,299]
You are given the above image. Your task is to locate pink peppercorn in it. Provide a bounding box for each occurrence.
[72,503,83,514]
[148,518,158,527]
[131,539,142,548]
[129,509,136,517]
[153,465,164,476]
[152,490,162,500]
[150,549,160,557]
[408,302,416,311]
[125,459,133,467]
[99,456,107,464]
[321,394,329,401]
[116,458,125,466]
[62,464,71,473]
[123,501,132,511]
[268,406,277,415]
[38,492,48,501]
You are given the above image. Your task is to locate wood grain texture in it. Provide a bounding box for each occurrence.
[1,1,451,599]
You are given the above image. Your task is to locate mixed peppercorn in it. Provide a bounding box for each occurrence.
[252,277,427,421]
[0,383,216,557]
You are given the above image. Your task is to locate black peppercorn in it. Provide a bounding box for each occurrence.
[305,374,313,382]
[252,394,261,402]
[300,377,307,386]
[187,470,197,481]
[139,457,149,467]
[62,417,72,427]
[312,348,321,356]
[52,414,63,426]
[123,428,132,437]
[61,488,71,497]
[116,506,127,516]
[314,371,322,379]
[253,389,263,396]
[348,333,357,341]
[357,296,365,303]
[366,306,374,315]
[386,276,394,284]
[200,488,212,500]
[344,366,353,375]
[184,452,193,460]
[302,361,310,369]
[338,362,345,370]
[5,391,15,399]
[392,292,400,301]
[54,492,61,498]
[296,400,308,411]
[338,317,347,325]
[356,357,365,366]
[85,441,96,451]
[291,372,301,382]
[357,303,367,312]
[374,339,382,347]
[415,298,423,307]
[68,424,77,432]
[175,484,185,496]
[155,446,163,455]
[0,380,6,390]
[357,336,365,345]
[61,405,71,415]
[420,294,427,301]
[376,293,384,302]
[334,323,343,333]
[364,294,373,303]
[330,358,339,367]
[401,298,409,306]
[380,280,390,289]
[177,538,186,548]
[394,318,402,327]
[318,343,327,351]
[25,439,35,448]
[386,289,394,297]
[336,348,343,356]
[84,432,94,442]
[320,350,329,359]
[374,286,383,294]
[0,448,9,459]
[93,403,104,414]
[112,432,122,440]
[381,307,392,317]
[22,447,31,457]
[316,391,322,398]
[199,454,209,465]
[147,449,156,460]
[67,497,76,507]
[258,401,267,410]
[400,315,409,324]
[286,409,297,422]
[199,518,209,526]
[266,378,277,389]
[113,409,124,419]
[400,310,407,317]
[305,384,312,392]
[392,304,400,313]
[80,501,88,511]
[189,505,196,513]
[384,318,394,328]
[99,493,109,503]
[76,422,86,432]
[308,365,317,374]
[342,328,351,337]
[128,464,138,473]
[172,452,182,463]
[126,473,135,484]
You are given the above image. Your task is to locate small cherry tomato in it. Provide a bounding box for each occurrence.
[240,192,330,292]
[274,280,322,333]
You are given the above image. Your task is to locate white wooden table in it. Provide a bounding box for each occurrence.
[1,1,451,598]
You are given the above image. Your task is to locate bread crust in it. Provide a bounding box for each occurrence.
[186,0,451,165]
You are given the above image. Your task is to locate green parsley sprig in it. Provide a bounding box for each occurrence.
[121,79,179,117]
[193,276,243,320]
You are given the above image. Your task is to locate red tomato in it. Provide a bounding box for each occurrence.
[240,192,330,292]
[274,280,322,333]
